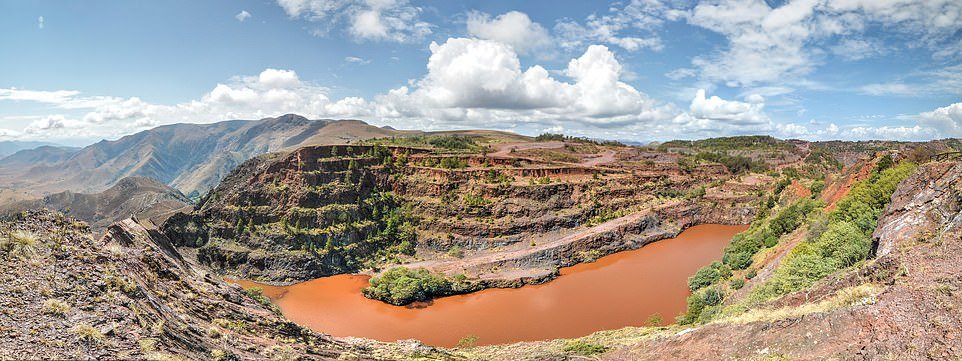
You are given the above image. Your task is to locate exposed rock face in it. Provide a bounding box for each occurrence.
[0,210,387,360]
[163,143,769,289]
[873,161,962,257]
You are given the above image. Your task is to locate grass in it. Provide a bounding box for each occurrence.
[72,323,105,344]
[1,230,39,260]
[562,340,609,356]
[719,284,882,325]
[42,299,70,317]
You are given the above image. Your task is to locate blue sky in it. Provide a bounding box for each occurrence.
[1,0,961,145]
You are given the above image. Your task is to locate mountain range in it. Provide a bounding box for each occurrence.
[0,114,402,198]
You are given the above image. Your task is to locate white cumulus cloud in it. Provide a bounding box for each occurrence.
[466,11,551,55]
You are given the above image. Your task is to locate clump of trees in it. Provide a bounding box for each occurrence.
[363,267,475,305]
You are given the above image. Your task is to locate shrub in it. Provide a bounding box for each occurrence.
[730,278,745,290]
[562,340,609,356]
[645,313,663,326]
[245,288,281,315]
[1,230,39,259]
[439,157,467,169]
[72,323,105,344]
[447,245,464,258]
[679,287,724,325]
[42,299,70,316]
[457,334,479,348]
[688,261,732,291]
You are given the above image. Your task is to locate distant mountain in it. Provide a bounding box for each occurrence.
[0,140,60,158]
[0,114,403,197]
[0,176,191,231]
[0,145,80,167]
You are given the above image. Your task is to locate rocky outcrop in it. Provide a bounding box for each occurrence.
[0,210,392,360]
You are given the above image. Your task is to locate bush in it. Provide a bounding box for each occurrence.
[562,340,609,356]
[688,261,731,291]
[730,278,745,290]
[447,245,464,258]
[679,287,725,325]
[1,230,38,260]
[439,157,467,169]
[42,299,70,316]
[428,135,476,150]
[457,334,479,348]
[72,323,105,344]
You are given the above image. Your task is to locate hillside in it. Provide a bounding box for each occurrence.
[0,114,403,198]
[1,176,191,231]
[0,210,403,360]
[461,158,962,360]
[161,135,821,303]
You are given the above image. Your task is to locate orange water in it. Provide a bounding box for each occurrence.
[234,224,747,347]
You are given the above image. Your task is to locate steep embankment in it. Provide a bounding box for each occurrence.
[0,210,393,360]
[462,160,962,360]
[163,139,778,301]
[0,176,191,231]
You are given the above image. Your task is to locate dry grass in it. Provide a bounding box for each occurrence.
[72,323,105,344]
[719,283,883,325]
[42,299,70,317]
[0,230,39,259]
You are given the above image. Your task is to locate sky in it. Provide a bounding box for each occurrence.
[1,0,961,146]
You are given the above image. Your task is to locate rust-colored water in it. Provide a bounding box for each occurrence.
[234,224,747,347]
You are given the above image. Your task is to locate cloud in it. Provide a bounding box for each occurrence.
[37,16,44,29]
[689,89,769,126]
[466,11,551,55]
[380,38,674,127]
[0,89,79,103]
[919,101,962,137]
[848,125,935,140]
[275,0,431,42]
[686,0,962,86]
[344,56,370,64]
[859,82,917,96]
[235,10,252,22]
[554,0,675,52]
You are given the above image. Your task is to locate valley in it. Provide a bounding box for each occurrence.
[0,115,959,360]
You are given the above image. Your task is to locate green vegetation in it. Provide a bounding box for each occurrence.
[363,267,477,305]
[722,199,819,271]
[364,134,480,151]
[688,261,732,291]
[679,157,916,325]
[245,287,281,315]
[439,157,468,169]
[693,152,768,174]
[535,133,625,146]
[562,340,610,356]
[660,136,793,152]
[750,161,916,300]
[457,334,479,348]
